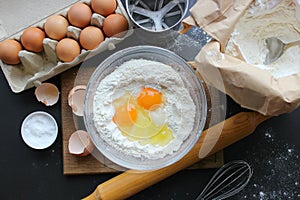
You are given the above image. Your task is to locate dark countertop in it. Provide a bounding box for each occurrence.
[1,63,299,200]
[1,1,299,200]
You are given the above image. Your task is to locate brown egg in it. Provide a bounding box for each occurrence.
[56,38,81,62]
[0,39,22,65]
[21,27,45,53]
[79,26,104,50]
[103,14,128,37]
[44,15,69,40]
[91,0,117,16]
[68,2,92,28]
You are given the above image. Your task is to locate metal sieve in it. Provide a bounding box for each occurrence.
[125,0,188,32]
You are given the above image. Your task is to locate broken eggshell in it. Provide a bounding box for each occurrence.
[68,130,94,156]
[68,85,86,116]
[34,82,59,106]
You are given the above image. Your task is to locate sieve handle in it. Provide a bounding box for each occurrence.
[83,112,270,200]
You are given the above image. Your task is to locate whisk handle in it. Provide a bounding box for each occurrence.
[83,112,270,200]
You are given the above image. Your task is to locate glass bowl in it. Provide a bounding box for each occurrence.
[84,45,207,170]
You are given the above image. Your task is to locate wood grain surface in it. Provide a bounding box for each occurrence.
[61,64,224,175]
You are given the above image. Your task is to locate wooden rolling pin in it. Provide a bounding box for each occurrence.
[83,112,270,200]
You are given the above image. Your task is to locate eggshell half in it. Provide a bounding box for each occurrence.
[68,130,94,156]
[68,85,86,116]
[35,83,59,106]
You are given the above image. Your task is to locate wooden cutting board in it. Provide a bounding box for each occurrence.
[61,65,224,175]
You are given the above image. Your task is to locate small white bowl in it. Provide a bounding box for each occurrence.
[21,111,58,149]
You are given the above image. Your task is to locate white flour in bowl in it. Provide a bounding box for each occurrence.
[93,59,196,159]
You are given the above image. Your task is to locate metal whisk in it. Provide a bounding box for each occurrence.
[196,160,253,200]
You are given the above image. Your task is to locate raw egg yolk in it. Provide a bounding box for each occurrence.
[113,103,137,126]
[112,90,173,147]
[137,87,162,110]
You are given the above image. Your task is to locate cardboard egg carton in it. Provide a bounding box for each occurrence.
[0,0,133,93]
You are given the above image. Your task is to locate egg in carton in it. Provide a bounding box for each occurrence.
[0,0,133,93]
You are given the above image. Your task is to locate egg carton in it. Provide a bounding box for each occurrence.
[0,0,133,93]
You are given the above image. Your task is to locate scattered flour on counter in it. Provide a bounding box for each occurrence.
[235,127,300,200]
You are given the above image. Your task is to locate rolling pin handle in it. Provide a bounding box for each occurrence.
[83,112,270,200]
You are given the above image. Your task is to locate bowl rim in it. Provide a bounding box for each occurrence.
[84,45,207,170]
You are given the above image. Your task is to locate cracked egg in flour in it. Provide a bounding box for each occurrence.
[83,46,207,170]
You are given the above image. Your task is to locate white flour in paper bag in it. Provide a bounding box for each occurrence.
[226,0,300,78]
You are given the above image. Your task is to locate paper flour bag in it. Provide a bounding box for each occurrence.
[184,0,300,116]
